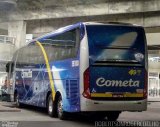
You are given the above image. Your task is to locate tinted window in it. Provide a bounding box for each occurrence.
[40,29,79,61]
[16,45,45,67]
[86,25,146,64]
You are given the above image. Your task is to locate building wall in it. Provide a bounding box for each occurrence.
[0,43,15,61]
[147,33,160,100]
[146,33,160,45]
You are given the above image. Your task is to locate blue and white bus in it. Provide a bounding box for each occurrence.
[9,22,148,120]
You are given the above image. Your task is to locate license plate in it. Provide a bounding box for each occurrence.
[112,94,124,97]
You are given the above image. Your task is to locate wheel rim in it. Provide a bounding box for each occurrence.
[58,98,63,117]
[16,95,19,106]
[48,98,53,113]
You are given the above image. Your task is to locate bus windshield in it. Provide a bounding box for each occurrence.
[86,25,146,64]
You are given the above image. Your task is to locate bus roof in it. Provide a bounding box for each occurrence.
[28,22,82,44]
[28,22,142,44]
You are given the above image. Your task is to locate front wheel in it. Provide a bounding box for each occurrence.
[14,93,22,108]
[57,96,67,120]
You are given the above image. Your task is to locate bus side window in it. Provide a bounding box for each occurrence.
[16,45,39,67]
[28,44,45,65]
[41,28,79,62]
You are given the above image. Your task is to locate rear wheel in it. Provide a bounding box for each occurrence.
[94,113,107,120]
[57,96,67,120]
[106,112,121,121]
[47,94,56,117]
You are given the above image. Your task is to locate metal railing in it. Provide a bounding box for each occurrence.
[0,35,15,45]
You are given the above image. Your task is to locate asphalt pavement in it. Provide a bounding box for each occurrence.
[0,101,160,127]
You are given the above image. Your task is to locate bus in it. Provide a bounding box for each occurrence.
[7,22,148,120]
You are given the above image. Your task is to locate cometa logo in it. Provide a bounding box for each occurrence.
[96,77,140,87]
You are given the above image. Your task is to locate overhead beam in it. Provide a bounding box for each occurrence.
[0,0,158,22]
[26,12,160,36]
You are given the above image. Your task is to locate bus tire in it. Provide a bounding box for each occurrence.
[106,111,121,121]
[93,112,107,120]
[47,94,56,117]
[57,95,67,120]
[14,93,22,108]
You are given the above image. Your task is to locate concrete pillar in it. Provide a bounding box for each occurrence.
[8,20,26,49]
[146,33,160,45]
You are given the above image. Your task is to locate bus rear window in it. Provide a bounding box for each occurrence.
[86,25,146,64]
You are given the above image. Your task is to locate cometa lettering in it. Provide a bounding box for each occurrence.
[96,77,140,87]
